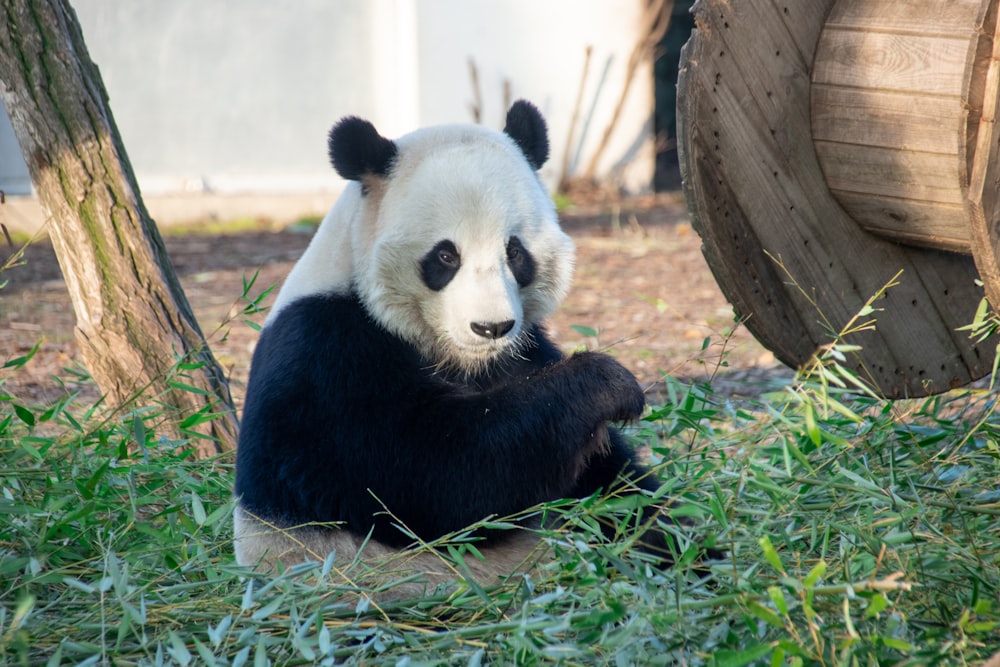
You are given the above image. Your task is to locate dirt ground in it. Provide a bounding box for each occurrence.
[0,193,791,412]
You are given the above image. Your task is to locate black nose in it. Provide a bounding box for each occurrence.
[470,320,515,339]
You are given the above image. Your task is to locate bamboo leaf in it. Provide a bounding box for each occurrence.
[711,644,773,667]
[759,536,785,575]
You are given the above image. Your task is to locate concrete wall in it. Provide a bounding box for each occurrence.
[415,1,654,193]
[0,1,655,232]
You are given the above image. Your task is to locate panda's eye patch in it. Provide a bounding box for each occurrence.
[506,235,536,287]
[420,240,461,291]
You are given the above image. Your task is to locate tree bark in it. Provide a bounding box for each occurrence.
[0,1,237,456]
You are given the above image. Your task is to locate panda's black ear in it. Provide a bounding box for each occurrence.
[327,116,398,182]
[503,100,549,170]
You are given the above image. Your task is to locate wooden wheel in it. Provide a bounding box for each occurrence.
[677,0,997,398]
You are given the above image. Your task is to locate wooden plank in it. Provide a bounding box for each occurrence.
[684,0,919,373]
[827,191,971,252]
[810,0,991,253]
[813,28,969,96]
[966,0,1000,178]
[811,85,962,155]
[815,140,963,204]
[825,0,984,37]
[682,0,852,367]
[767,0,833,70]
[678,0,990,397]
[965,0,1000,310]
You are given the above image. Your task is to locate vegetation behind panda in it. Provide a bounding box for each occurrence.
[234,101,698,593]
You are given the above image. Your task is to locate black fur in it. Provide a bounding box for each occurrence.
[235,293,667,552]
[504,100,550,170]
[328,117,398,182]
[420,240,461,291]
[505,235,536,287]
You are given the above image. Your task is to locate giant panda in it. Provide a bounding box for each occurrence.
[234,101,697,594]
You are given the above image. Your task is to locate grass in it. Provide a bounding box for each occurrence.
[159,216,325,238]
[2,292,1000,665]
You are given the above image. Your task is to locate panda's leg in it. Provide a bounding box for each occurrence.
[567,429,708,567]
[233,506,547,599]
[567,428,652,498]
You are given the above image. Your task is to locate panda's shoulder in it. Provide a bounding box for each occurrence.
[264,293,367,340]
[254,293,397,367]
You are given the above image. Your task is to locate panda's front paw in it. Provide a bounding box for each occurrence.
[568,352,645,422]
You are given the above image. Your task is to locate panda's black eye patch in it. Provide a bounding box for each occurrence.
[507,236,536,287]
[421,240,461,291]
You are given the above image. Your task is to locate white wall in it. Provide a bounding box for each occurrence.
[0,1,654,231]
[415,0,654,192]
[0,108,30,194]
[75,0,375,195]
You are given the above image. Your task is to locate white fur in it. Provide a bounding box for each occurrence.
[233,507,548,600]
[266,185,362,323]
[268,123,574,372]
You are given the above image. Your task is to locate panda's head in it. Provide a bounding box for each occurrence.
[325,100,574,373]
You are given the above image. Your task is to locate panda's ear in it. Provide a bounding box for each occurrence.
[327,117,398,182]
[503,100,549,170]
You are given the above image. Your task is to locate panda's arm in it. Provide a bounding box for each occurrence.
[373,349,646,541]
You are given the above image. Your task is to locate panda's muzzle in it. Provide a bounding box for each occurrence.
[470,319,515,340]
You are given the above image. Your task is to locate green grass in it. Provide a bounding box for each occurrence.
[3,313,1000,664]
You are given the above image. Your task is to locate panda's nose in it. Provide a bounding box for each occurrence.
[470,320,515,340]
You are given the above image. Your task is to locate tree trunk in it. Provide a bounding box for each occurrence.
[0,1,237,456]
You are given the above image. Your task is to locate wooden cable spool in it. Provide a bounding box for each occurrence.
[677,0,1000,398]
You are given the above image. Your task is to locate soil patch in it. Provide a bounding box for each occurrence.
[0,194,792,412]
